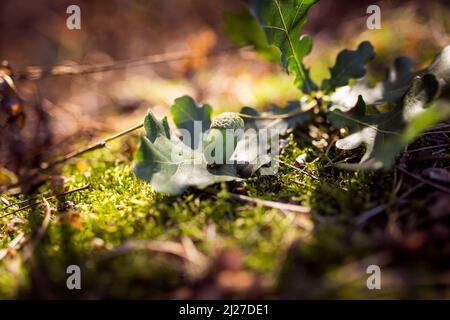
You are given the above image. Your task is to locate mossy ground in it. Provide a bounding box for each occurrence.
[2,5,450,296]
[1,124,410,299]
[1,1,449,300]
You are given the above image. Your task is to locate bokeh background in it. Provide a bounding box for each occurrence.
[1,0,449,140]
[1,0,450,299]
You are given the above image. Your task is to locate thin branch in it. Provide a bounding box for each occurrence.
[396,166,450,194]
[355,182,425,228]
[1,192,49,212]
[4,99,318,192]
[292,179,307,186]
[275,158,318,180]
[0,185,90,219]
[406,153,450,162]
[421,130,450,136]
[406,143,450,153]
[19,46,247,80]
[229,193,311,213]
[0,232,26,261]
[3,123,144,192]
[4,120,221,193]
[48,103,314,165]
[43,123,144,170]
[93,238,208,268]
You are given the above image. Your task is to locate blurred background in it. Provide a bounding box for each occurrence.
[0,0,449,178]
[1,0,450,300]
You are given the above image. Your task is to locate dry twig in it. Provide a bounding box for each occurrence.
[229,193,311,214]
[0,184,90,219]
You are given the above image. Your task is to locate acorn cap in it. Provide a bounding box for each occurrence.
[210,112,245,130]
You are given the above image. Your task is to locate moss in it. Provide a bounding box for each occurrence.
[0,132,396,298]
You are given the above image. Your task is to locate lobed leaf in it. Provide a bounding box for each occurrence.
[331,56,416,110]
[134,112,240,195]
[134,96,310,194]
[250,0,319,93]
[331,45,450,110]
[170,95,212,149]
[321,41,375,93]
[329,73,449,169]
[223,8,280,62]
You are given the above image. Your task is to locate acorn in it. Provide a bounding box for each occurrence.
[204,112,244,165]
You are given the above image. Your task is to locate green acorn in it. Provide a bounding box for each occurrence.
[204,112,244,165]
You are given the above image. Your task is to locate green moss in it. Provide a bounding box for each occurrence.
[0,132,396,298]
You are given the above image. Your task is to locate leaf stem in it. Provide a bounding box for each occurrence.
[238,99,317,120]
[329,110,402,136]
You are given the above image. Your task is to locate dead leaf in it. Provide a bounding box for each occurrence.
[294,154,307,168]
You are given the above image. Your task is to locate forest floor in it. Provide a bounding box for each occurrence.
[1,119,450,298]
[1,2,450,299]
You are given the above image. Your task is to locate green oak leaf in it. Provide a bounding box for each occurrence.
[170,95,212,149]
[330,45,450,110]
[250,0,319,93]
[322,41,376,93]
[134,112,240,195]
[223,7,280,62]
[328,73,448,169]
[331,56,416,109]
